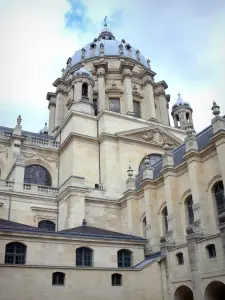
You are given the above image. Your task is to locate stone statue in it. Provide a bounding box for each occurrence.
[17,115,22,125]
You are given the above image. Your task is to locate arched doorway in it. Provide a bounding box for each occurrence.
[204,281,225,300]
[174,285,194,300]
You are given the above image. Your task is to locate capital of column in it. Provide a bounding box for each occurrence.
[154,88,166,97]
[122,68,132,79]
[48,99,56,109]
[56,87,68,96]
[97,67,106,78]
[142,75,154,87]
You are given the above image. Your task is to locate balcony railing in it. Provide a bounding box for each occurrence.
[0,180,58,197]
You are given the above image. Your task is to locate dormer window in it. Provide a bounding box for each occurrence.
[90,43,96,50]
[125,44,131,51]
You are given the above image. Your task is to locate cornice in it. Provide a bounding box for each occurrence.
[46,92,56,101]
[154,80,168,90]
[140,69,156,78]
[93,61,108,72]
[210,130,225,146]
[59,132,98,153]
[52,78,69,88]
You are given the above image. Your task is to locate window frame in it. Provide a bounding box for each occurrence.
[117,249,132,268]
[176,252,184,265]
[82,82,88,98]
[162,206,168,234]
[185,195,194,225]
[5,242,27,265]
[38,220,56,231]
[76,247,93,267]
[24,164,51,187]
[111,273,122,286]
[213,181,225,222]
[108,98,121,113]
[52,272,65,286]
[206,244,216,259]
[133,100,141,118]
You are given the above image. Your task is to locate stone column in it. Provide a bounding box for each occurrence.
[142,76,157,121]
[48,101,56,135]
[55,88,67,129]
[122,69,134,115]
[73,80,82,102]
[94,62,108,112]
[158,91,170,126]
[97,69,106,111]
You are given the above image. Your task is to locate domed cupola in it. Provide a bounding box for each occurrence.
[70,64,95,115]
[171,94,194,130]
[97,17,115,41]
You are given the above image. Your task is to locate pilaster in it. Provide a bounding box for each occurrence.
[184,126,204,234]
[47,92,56,135]
[141,70,157,122]
[53,79,68,130]
[154,81,169,126]
[120,62,135,115]
[94,61,108,112]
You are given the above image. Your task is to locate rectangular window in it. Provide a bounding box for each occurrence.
[109,98,120,113]
[133,101,141,118]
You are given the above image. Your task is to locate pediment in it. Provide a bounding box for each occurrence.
[116,126,182,148]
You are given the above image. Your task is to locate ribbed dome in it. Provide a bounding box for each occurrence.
[70,39,149,68]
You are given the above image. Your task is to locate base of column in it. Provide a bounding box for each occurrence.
[149,117,159,123]
[127,111,136,116]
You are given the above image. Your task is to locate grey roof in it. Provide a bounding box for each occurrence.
[71,39,148,68]
[0,218,145,242]
[0,125,54,140]
[133,252,161,268]
[135,124,214,190]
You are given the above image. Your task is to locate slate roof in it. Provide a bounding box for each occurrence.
[135,124,214,190]
[0,126,54,140]
[0,219,145,242]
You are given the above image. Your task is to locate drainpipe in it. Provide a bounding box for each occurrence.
[56,131,61,231]
[8,195,12,221]
[97,118,101,185]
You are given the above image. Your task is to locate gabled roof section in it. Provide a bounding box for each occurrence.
[0,219,145,242]
[59,225,145,241]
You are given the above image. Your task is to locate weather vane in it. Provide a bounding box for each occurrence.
[104,16,107,27]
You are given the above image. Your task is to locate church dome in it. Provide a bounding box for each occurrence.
[70,24,149,69]
[172,94,191,109]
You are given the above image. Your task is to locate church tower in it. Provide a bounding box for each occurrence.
[171,93,194,129]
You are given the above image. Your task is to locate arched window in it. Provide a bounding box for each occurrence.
[139,154,162,172]
[24,165,51,186]
[213,181,225,221]
[176,252,184,265]
[76,247,93,267]
[5,242,26,264]
[162,206,168,233]
[117,249,132,268]
[185,195,194,225]
[111,273,122,286]
[38,220,55,231]
[82,82,88,97]
[206,244,216,259]
[52,272,65,286]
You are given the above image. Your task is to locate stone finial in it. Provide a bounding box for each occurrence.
[212,101,220,116]
[17,115,22,125]
[127,165,133,178]
[66,57,72,67]
[147,59,151,69]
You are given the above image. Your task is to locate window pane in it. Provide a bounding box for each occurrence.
[24,165,51,186]
[133,101,141,118]
[109,98,120,113]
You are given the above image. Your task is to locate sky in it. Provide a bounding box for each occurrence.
[0,0,224,133]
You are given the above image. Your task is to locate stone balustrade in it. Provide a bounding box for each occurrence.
[0,130,60,149]
[0,180,58,197]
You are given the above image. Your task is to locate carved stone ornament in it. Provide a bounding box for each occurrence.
[126,128,177,147]
[56,88,68,96]
[154,89,166,97]
[186,220,203,235]
[97,68,106,78]
[0,145,8,153]
[17,115,22,125]
[122,68,132,79]
[142,76,153,86]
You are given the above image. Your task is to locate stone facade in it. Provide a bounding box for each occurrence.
[0,24,225,300]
